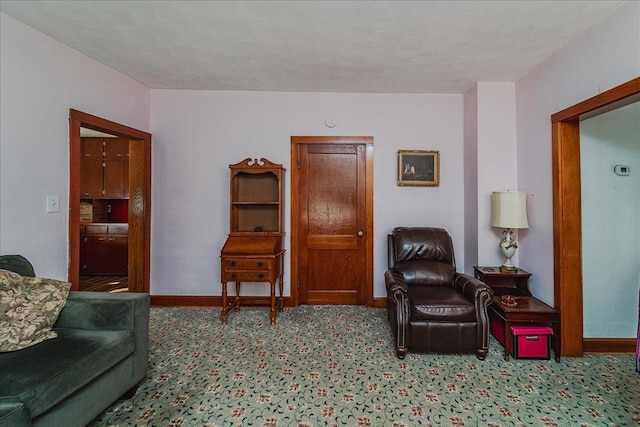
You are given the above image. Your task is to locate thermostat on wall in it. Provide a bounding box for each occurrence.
[613,165,630,176]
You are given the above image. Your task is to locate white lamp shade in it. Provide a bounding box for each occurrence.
[492,191,529,229]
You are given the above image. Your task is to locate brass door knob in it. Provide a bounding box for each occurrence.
[357,230,364,237]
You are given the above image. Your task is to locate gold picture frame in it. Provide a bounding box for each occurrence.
[397,150,440,186]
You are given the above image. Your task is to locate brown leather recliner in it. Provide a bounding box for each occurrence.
[385,227,493,360]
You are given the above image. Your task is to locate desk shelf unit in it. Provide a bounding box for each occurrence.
[221,158,286,325]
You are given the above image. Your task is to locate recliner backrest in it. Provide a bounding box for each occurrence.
[388,227,456,286]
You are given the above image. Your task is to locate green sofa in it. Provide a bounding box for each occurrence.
[0,255,150,427]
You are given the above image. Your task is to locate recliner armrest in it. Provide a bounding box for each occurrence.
[453,273,493,305]
[384,270,409,294]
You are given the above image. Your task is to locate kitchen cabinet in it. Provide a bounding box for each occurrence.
[80,224,128,275]
[80,137,128,198]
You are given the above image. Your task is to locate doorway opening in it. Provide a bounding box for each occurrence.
[552,77,639,356]
[68,109,152,293]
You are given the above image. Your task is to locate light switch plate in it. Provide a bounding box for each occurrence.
[46,195,60,213]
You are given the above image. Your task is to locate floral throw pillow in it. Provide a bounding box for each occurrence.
[0,269,71,352]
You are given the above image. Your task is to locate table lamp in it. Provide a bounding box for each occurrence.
[492,191,529,272]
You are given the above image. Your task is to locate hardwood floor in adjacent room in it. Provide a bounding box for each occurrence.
[79,275,128,292]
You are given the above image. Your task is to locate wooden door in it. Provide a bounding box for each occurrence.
[291,136,373,306]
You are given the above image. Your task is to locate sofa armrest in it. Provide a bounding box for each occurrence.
[0,254,36,277]
[0,402,31,427]
[55,292,148,331]
[54,292,150,381]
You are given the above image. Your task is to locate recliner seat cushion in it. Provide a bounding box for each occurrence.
[409,286,476,322]
[0,328,134,418]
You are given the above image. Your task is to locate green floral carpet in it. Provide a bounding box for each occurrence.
[90,306,640,427]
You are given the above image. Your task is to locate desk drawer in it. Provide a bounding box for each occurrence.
[224,258,272,270]
[223,270,271,282]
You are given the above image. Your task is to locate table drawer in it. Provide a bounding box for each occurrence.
[224,258,272,270]
[107,224,129,234]
[86,225,108,234]
[223,270,271,282]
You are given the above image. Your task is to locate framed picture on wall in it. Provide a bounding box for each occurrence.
[397,150,440,186]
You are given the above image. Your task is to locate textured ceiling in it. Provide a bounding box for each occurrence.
[0,1,627,93]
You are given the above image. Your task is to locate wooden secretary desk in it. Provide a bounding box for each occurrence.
[220,158,285,325]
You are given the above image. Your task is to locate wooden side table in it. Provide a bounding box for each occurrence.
[490,295,561,362]
[473,266,532,296]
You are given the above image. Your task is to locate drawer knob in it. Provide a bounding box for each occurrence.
[229,261,237,267]
[230,273,238,280]
[257,273,265,279]
[256,261,264,267]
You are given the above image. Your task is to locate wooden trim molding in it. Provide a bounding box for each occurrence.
[552,77,640,123]
[372,297,387,308]
[552,78,640,357]
[583,338,636,354]
[151,295,293,308]
[68,109,152,293]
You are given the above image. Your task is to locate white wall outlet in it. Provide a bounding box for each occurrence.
[46,195,60,213]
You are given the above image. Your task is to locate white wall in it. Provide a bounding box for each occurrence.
[464,82,522,271]
[476,82,519,267]
[149,90,464,297]
[0,13,150,280]
[463,85,478,273]
[515,1,640,304]
[3,1,637,308]
[581,102,640,338]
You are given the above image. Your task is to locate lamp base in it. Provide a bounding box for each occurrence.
[500,264,519,273]
[499,229,519,273]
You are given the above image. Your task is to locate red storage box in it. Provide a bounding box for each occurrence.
[491,316,509,349]
[491,317,552,360]
[510,324,552,360]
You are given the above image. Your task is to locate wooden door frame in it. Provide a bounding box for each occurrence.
[290,136,374,307]
[551,77,640,356]
[69,109,152,293]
